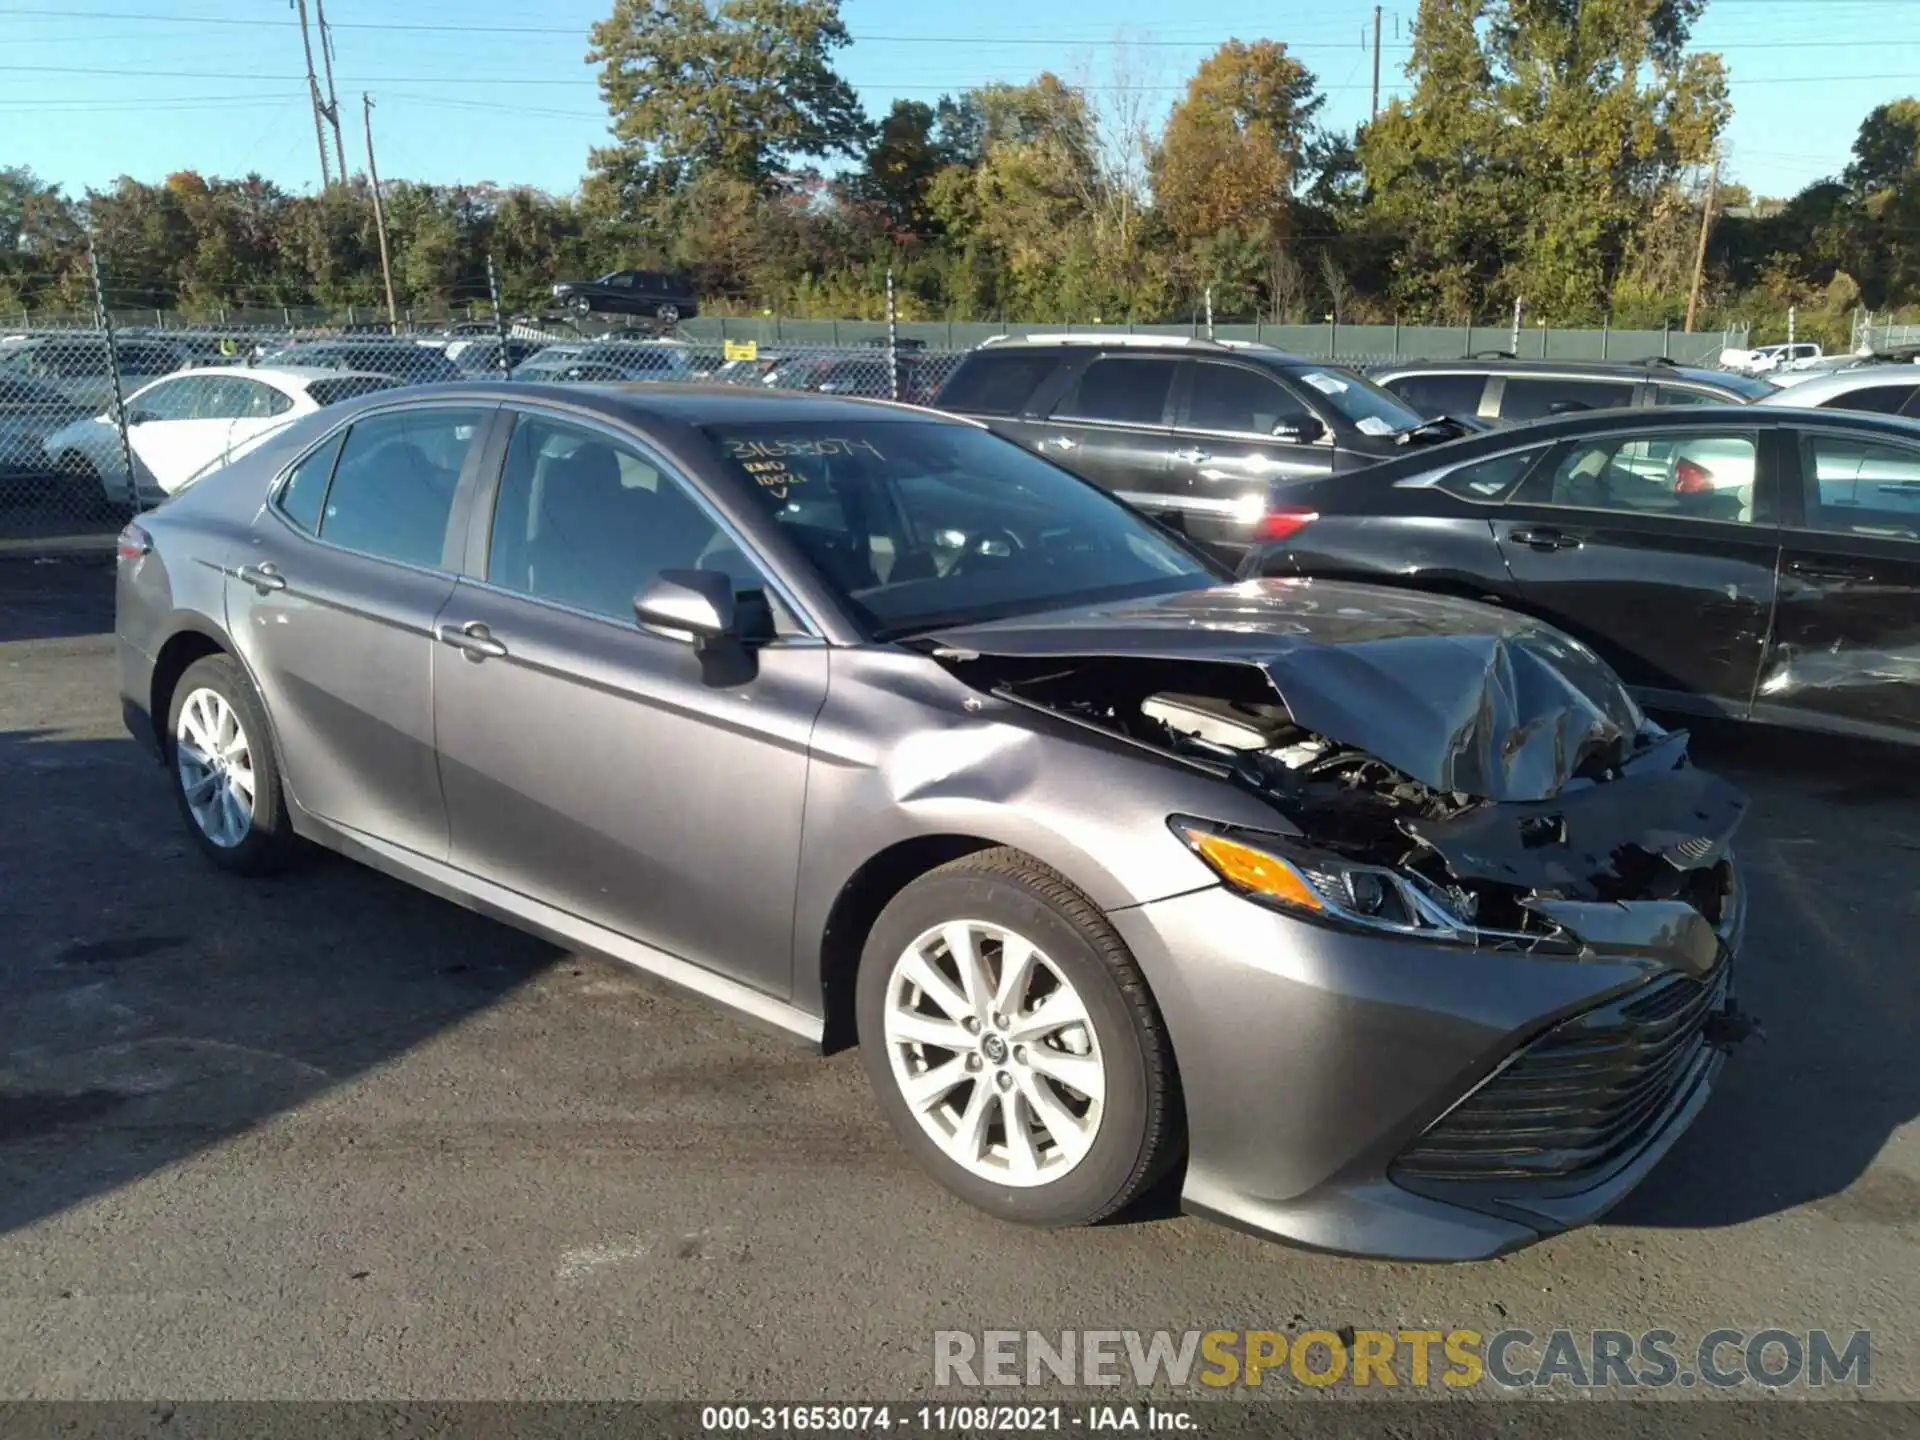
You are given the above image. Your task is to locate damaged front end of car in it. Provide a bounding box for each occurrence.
[927,634,1751,982]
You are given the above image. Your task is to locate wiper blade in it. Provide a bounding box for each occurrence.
[1394,415,1475,445]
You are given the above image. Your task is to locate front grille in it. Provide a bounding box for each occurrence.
[1392,967,1729,1186]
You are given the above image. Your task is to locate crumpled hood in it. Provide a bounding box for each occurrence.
[926,579,1643,803]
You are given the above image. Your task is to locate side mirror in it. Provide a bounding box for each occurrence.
[126,408,159,426]
[634,569,736,645]
[1273,415,1325,444]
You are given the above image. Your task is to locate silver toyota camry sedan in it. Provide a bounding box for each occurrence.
[115,382,1756,1260]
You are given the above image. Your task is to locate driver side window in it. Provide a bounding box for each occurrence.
[487,413,765,623]
[1186,362,1313,435]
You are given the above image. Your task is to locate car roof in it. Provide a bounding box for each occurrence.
[341,379,973,427]
[1754,364,1920,403]
[972,334,1319,364]
[1373,356,1739,385]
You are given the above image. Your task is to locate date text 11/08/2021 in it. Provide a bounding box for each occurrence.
[701,1406,1194,1433]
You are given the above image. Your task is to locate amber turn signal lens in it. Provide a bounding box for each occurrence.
[1188,831,1324,911]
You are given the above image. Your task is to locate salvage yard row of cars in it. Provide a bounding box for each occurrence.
[107,325,1917,1262]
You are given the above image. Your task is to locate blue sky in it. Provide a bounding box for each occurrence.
[0,0,1913,202]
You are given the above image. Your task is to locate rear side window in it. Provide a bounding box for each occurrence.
[1821,384,1920,415]
[1431,447,1547,502]
[1384,372,1487,419]
[936,352,1059,415]
[1051,357,1178,425]
[317,407,487,567]
[1653,385,1724,407]
[276,431,345,535]
[1798,432,1920,538]
[1499,377,1636,421]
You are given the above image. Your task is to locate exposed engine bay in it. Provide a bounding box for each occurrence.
[933,649,1747,967]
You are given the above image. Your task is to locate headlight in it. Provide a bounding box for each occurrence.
[1169,816,1487,943]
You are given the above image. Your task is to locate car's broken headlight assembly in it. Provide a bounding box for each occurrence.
[1169,817,1552,948]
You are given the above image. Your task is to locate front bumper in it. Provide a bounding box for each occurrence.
[1109,885,1744,1261]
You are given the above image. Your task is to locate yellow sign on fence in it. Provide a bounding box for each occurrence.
[722,339,758,361]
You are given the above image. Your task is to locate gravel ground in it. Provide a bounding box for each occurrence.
[0,553,1913,1406]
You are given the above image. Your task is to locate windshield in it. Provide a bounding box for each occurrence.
[1282,365,1427,436]
[703,421,1222,638]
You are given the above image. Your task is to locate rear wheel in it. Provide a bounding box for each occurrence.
[655,303,681,326]
[856,848,1182,1227]
[166,655,296,875]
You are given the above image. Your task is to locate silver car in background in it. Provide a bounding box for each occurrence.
[114,383,1753,1261]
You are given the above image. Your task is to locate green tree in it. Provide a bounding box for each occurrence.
[587,0,869,211]
[1361,0,1727,320]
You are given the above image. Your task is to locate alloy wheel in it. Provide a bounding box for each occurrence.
[883,920,1105,1187]
[175,686,256,848]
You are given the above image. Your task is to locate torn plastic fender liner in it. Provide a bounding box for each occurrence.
[1519,899,1725,979]
[1399,764,1749,896]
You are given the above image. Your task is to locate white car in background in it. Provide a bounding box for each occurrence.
[44,365,394,510]
[1718,341,1823,375]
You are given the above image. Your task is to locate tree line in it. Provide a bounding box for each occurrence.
[2,0,1916,347]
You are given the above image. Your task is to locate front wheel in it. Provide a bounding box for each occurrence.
[856,847,1182,1227]
[166,654,297,875]
[569,293,593,316]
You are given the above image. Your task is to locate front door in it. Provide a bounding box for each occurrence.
[1168,357,1336,553]
[125,376,235,496]
[1492,423,1784,717]
[226,402,495,859]
[1758,425,1920,741]
[430,409,827,996]
[1012,354,1180,519]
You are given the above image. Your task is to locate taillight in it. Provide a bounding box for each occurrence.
[116,522,151,562]
[1255,506,1319,543]
[1674,457,1714,494]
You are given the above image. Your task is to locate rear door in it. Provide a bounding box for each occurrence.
[1377,370,1494,423]
[1491,421,1784,717]
[226,402,496,859]
[1758,425,1920,741]
[1022,354,1181,510]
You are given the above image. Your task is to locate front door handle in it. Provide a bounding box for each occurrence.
[1171,447,1212,465]
[1507,527,1582,552]
[1786,559,1869,584]
[237,562,285,593]
[436,621,509,661]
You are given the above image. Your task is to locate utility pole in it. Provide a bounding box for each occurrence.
[1684,150,1720,334]
[1370,6,1383,121]
[363,94,399,332]
[314,0,349,186]
[293,0,332,188]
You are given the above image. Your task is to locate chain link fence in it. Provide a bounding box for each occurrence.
[1,298,1746,546]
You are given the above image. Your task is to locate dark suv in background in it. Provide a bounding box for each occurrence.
[1371,355,1773,426]
[932,336,1471,559]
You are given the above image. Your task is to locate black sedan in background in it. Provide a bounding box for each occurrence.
[1240,405,1920,746]
[549,269,699,323]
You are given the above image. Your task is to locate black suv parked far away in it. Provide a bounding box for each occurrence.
[1371,355,1773,426]
[932,336,1475,559]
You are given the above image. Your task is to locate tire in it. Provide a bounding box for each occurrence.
[165,654,297,876]
[569,293,593,316]
[856,847,1182,1227]
[654,303,681,326]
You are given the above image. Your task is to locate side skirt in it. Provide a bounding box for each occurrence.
[297,811,825,1048]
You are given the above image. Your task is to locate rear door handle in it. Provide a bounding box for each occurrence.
[435,621,508,661]
[237,562,285,593]
[1786,559,1870,584]
[1039,435,1077,453]
[1171,447,1212,465]
[1507,527,1582,551]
